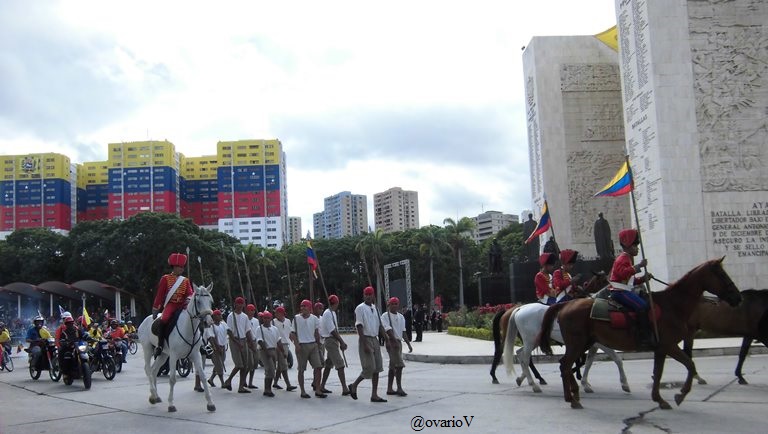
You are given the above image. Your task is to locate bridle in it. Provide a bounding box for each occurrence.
[174,289,213,359]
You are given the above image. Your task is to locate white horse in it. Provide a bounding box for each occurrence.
[137,283,215,412]
[502,302,630,394]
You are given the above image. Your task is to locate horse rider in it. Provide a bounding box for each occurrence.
[553,249,581,301]
[151,252,194,357]
[535,253,564,305]
[609,228,655,347]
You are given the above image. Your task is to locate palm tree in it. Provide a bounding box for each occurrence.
[443,217,476,308]
[355,229,387,312]
[417,225,448,314]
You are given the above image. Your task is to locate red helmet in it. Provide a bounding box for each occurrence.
[539,253,556,267]
[559,249,578,265]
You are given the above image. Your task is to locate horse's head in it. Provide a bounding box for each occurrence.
[574,270,609,297]
[189,282,214,326]
[701,257,742,307]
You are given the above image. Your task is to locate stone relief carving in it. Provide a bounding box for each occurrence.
[560,64,621,92]
[526,76,544,199]
[689,0,768,191]
[567,151,630,244]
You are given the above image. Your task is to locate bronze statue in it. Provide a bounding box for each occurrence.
[522,213,539,262]
[489,239,503,274]
[594,212,615,259]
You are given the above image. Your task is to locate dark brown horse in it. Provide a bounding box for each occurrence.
[684,289,768,384]
[489,272,609,384]
[538,257,742,409]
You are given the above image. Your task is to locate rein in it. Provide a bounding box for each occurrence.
[173,292,211,360]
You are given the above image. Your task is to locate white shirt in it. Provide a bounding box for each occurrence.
[205,321,229,346]
[381,310,406,341]
[293,314,319,344]
[249,317,260,342]
[254,325,281,349]
[354,302,380,337]
[319,309,338,338]
[272,317,292,345]
[226,311,250,339]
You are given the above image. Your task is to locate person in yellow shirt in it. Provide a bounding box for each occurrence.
[0,322,11,359]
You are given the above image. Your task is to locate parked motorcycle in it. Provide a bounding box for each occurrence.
[60,340,92,389]
[89,339,116,380]
[27,338,61,382]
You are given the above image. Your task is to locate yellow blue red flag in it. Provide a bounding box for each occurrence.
[594,160,633,197]
[525,200,552,244]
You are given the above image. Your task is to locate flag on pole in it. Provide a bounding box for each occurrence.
[83,307,92,327]
[594,160,633,197]
[58,305,66,316]
[525,200,552,244]
[306,241,318,278]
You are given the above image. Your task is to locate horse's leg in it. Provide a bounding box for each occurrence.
[683,332,706,385]
[735,337,751,385]
[651,349,671,409]
[559,348,583,409]
[144,346,160,404]
[529,358,546,385]
[191,351,216,411]
[581,346,597,393]
[601,345,631,393]
[167,354,177,412]
[666,345,697,407]
[573,353,585,381]
[490,342,502,384]
[518,344,541,393]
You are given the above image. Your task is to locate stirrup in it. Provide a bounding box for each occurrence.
[153,345,163,357]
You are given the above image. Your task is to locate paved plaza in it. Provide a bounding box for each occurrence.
[1,332,767,434]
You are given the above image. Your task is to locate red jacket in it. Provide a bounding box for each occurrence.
[552,269,572,293]
[609,252,641,286]
[153,274,193,311]
[535,271,553,299]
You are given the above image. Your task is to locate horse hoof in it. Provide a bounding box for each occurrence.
[168,406,177,413]
[738,378,748,385]
[584,386,594,394]
[674,394,685,406]
[622,385,631,393]
[539,379,547,386]
[207,404,216,412]
[533,386,542,393]
[659,400,672,410]
[515,377,523,387]
[492,378,499,385]
[571,401,583,410]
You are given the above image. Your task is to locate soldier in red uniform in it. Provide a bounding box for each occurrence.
[535,253,560,305]
[609,228,654,347]
[151,252,194,357]
[552,249,580,301]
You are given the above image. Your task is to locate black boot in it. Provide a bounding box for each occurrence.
[635,311,657,349]
[153,321,165,357]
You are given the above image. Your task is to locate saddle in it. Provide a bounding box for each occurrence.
[590,297,661,329]
[151,308,184,345]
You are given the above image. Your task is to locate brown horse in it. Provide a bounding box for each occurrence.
[538,257,742,410]
[489,272,609,384]
[684,289,768,385]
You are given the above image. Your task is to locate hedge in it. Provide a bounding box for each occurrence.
[447,326,493,341]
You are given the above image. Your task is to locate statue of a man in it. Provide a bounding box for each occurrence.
[594,212,615,259]
[522,213,539,262]
[489,238,503,274]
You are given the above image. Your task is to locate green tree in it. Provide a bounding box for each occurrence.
[417,225,448,313]
[443,217,476,307]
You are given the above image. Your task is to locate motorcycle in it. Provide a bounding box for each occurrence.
[107,339,125,373]
[27,338,61,382]
[88,339,116,380]
[60,339,92,389]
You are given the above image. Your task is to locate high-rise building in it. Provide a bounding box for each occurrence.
[1,138,288,248]
[313,191,368,239]
[471,210,519,243]
[373,187,419,233]
[287,216,302,244]
[1,153,75,238]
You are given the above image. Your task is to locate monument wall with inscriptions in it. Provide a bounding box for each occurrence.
[615,0,767,289]
[524,36,630,258]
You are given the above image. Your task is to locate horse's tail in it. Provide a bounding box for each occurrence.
[538,302,569,355]
[492,309,505,357]
[502,306,521,377]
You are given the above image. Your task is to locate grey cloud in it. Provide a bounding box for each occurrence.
[273,105,518,169]
[0,1,173,142]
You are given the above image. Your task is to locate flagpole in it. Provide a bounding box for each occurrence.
[312,247,348,367]
[544,199,561,257]
[625,156,659,343]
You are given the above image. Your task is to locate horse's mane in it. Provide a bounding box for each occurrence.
[659,258,722,295]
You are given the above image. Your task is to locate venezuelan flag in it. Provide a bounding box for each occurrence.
[594,161,633,197]
[306,241,318,271]
[525,200,552,244]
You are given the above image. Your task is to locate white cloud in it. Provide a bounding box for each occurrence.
[0,0,618,235]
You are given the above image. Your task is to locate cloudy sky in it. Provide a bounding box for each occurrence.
[0,0,616,235]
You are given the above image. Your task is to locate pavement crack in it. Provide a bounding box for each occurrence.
[702,377,737,402]
[621,407,671,434]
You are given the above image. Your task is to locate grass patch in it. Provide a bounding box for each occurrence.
[447,326,493,341]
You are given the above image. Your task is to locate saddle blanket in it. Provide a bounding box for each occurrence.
[590,298,661,329]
